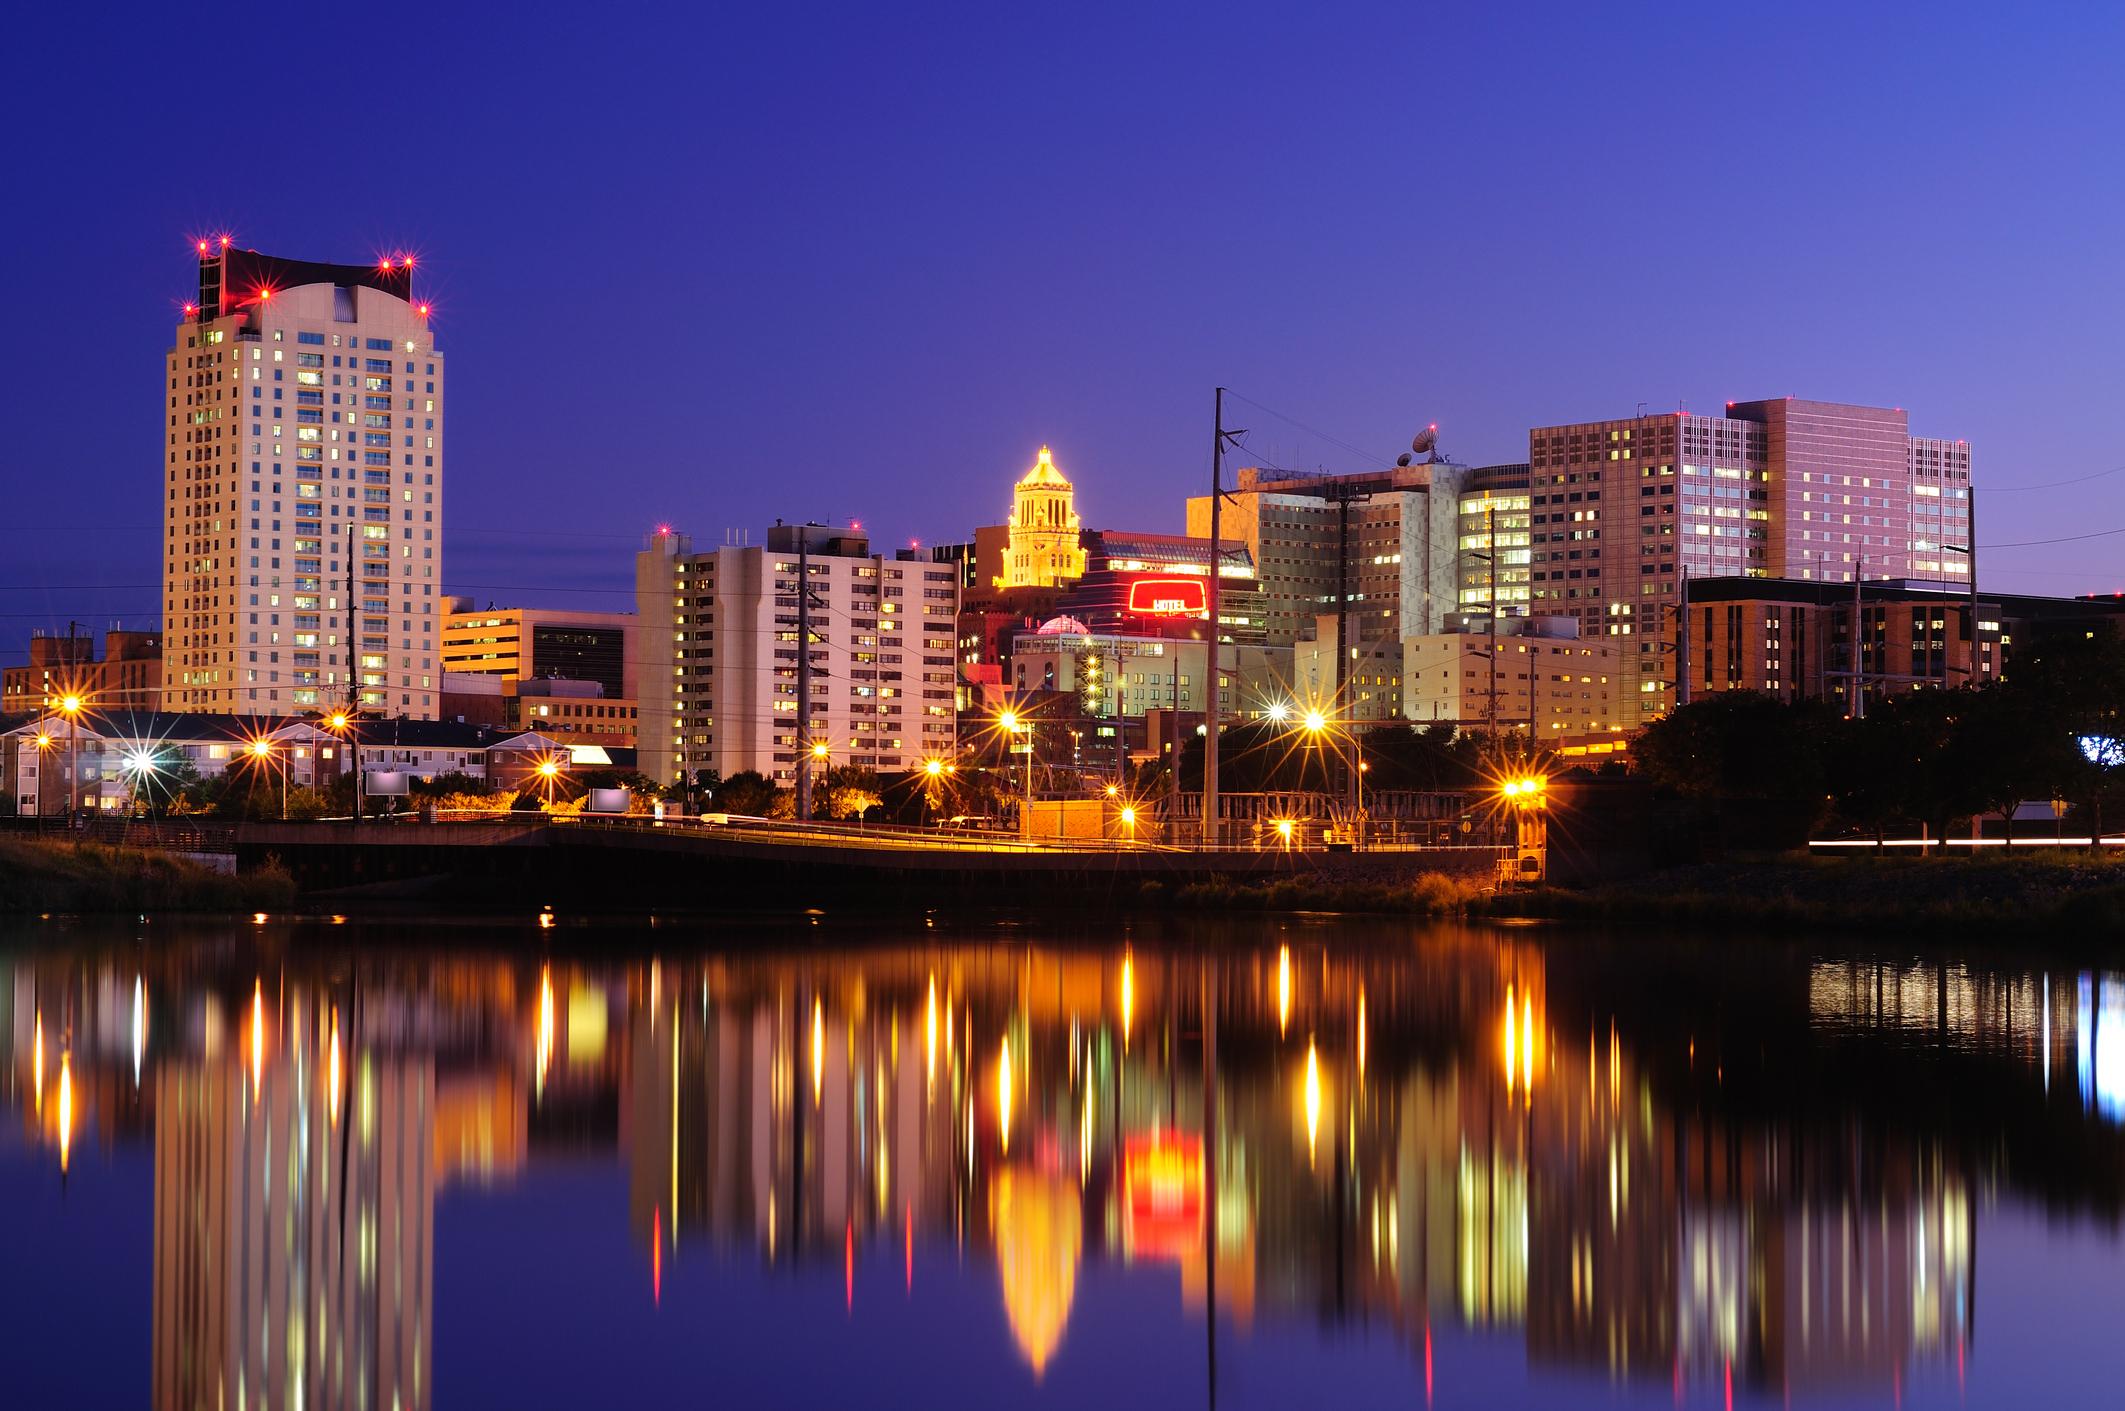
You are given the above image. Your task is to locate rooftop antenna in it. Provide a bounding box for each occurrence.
[1396,425,1441,467]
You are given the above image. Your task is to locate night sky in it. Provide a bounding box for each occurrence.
[6,2,2124,665]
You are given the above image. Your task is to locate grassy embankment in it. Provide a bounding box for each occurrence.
[0,837,297,914]
[1159,850,2125,931]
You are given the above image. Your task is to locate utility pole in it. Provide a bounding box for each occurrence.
[347,522,364,824]
[796,524,815,821]
[1487,504,1499,738]
[1345,492,1364,811]
[1205,389,1224,849]
[1676,566,1691,708]
[1852,555,1866,719]
[1968,487,1981,684]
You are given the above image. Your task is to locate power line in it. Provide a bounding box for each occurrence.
[1222,390,1398,472]
[1982,464,2125,493]
[1980,526,2125,549]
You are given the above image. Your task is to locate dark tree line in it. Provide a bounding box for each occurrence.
[1631,620,2125,846]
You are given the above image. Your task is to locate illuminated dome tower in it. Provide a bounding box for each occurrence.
[1005,446,1087,589]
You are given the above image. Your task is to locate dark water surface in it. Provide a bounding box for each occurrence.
[4,911,2124,1408]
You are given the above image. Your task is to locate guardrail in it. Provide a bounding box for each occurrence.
[1810,835,2125,849]
[0,816,240,854]
[548,812,1511,857]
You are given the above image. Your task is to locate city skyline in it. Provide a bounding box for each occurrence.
[6,5,2125,672]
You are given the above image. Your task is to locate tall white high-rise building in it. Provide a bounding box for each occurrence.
[638,525,962,786]
[165,241,445,718]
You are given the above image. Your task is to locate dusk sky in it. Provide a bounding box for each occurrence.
[6,1,2125,663]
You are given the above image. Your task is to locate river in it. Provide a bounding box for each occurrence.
[3,911,2121,1408]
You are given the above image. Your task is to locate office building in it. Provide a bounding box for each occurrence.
[1004,620,1290,766]
[1289,614,1406,725]
[1053,530,1265,643]
[636,524,963,786]
[1401,615,1620,734]
[1663,578,2125,712]
[1187,460,1520,650]
[165,242,444,719]
[438,605,638,699]
[2,628,162,716]
[439,673,639,747]
[1523,400,1973,723]
[923,541,981,593]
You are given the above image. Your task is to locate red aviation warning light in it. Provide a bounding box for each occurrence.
[1126,578,1208,616]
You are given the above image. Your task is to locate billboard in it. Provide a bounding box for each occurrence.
[585,788,632,815]
[1126,578,1207,616]
[365,770,410,796]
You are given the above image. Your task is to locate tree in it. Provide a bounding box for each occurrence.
[1630,690,1839,803]
[663,767,719,803]
[2004,621,2125,850]
[711,770,778,816]
[1945,683,2050,849]
[818,764,884,820]
[124,747,199,817]
[1868,689,1979,855]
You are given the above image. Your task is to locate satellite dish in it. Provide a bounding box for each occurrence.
[1411,426,1439,457]
[1396,454,1413,466]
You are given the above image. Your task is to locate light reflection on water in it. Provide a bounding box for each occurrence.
[4,917,2125,1408]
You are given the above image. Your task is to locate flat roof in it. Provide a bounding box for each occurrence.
[1681,576,2125,620]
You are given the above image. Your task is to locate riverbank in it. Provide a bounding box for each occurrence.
[0,837,297,914]
[1134,849,2125,932]
[1483,850,2125,932]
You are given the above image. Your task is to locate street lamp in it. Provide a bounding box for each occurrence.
[58,695,84,824]
[536,756,561,808]
[32,731,54,819]
[120,748,162,818]
[327,712,360,823]
[249,736,287,820]
[1498,773,1549,884]
[998,709,1033,829]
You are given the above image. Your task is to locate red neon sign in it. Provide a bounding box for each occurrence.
[1127,578,1207,616]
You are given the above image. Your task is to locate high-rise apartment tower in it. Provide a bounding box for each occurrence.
[638,525,962,786]
[165,242,444,718]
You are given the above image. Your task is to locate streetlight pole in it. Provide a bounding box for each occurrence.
[1944,486,1980,684]
[60,695,84,827]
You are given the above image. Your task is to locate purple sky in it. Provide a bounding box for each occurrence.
[6,2,2125,663]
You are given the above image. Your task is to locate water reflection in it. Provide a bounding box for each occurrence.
[7,929,2125,1404]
